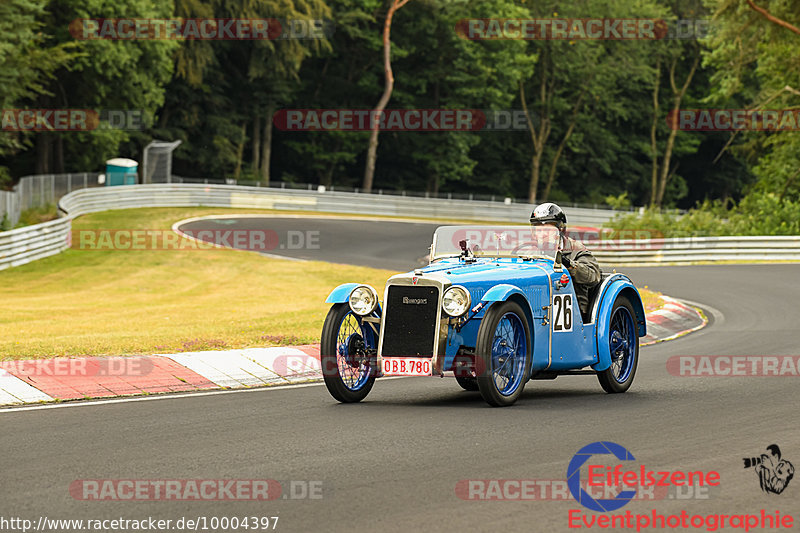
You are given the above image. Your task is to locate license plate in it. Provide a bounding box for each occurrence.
[382,357,431,376]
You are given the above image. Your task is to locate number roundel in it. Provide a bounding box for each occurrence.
[553,294,573,332]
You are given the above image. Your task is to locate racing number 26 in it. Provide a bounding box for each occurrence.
[553,294,573,332]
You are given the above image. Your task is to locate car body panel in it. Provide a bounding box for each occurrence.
[326,283,361,304]
[592,275,646,371]
[326,237,645,380]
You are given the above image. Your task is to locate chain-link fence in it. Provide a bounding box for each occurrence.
[142,140,182,184]
[0,173,102,227]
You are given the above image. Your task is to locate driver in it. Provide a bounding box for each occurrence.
[530,203,602,319]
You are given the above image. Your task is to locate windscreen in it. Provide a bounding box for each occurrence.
[431,225,561,260]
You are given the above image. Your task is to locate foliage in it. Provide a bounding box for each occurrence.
[0,0,796,217]
[606,191,800,236]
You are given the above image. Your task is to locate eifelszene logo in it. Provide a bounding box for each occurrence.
[568,441,637,512]
[567,441,721,512]
[743,444,794,495]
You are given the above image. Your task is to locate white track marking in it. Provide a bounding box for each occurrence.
[0,377,410,414]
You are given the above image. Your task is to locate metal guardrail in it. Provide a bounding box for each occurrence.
[0,217,71,271]
[592,235,800,265]
[3,182,800,271]
[171,175,642,213]
[57,183,624,226]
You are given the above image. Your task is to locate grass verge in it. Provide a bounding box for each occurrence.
[639,286,665,313]
[0,207,394,358]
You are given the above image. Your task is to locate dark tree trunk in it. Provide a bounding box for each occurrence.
[362,0,412,192]
[35,134,51,174]
[260,103,275,183]
[55,136,65,173]
[252,114,261,175]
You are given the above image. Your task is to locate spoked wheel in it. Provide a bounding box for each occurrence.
[597,294,639,393]
[475,301,532,407]
[320,303,377,403]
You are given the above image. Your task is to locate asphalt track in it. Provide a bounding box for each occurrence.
[178,215,440,271]
[2,216,799,533]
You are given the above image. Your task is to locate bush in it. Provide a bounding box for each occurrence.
[605,192,800,237]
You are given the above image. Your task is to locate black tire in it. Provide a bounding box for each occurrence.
[597,294,639,393]
[455,375,479,391]
[475,301,532,407]
[453,353,479,391]
[320,303,376,403]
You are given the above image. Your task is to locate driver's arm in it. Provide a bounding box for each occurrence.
[565,250,601,286]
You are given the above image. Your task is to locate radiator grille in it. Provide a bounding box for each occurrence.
[381,285,439,357]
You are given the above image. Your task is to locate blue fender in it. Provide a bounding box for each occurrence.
[481,283,536,336]
[482,283,525,303]
[593,278,647,372]
[325,283,361,304]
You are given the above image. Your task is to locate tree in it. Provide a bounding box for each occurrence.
[162,0,331,182]
[362,0,411,192]
[518,0,667,204]
[704,0,800,201]
[27,0,177,175]
[651,44,701,207]
[0,0,74,185]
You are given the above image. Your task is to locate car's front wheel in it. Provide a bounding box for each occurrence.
[475,301,532,407]
[320,303,377,403]
[597,294,639,393]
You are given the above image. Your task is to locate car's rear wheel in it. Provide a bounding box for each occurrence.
[455,375,479,391]
[475,301,532,407]
[320,303,377,403]
[597,294,639,393]
[453,353,479,391]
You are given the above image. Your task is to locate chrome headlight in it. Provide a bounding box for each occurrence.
[348,285,379,316]
[442,286,471,317]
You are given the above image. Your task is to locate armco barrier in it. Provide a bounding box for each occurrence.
[0,217,71,270]
[2,182,800,271]
[56,183,623,226]
[592,235,800,265]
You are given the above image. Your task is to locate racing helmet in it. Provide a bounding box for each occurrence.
[530,202,567,231]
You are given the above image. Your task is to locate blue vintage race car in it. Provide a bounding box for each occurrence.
[321,224,646,407]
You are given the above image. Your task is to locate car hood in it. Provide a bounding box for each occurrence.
[409,258,553,287]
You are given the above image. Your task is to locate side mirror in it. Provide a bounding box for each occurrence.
[554,250,563,271]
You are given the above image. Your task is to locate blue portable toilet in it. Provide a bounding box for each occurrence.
[105,158,138,186]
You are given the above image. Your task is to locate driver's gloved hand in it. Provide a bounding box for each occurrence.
[561,255,571,268]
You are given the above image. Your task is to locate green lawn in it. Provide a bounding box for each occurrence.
[0,207,394,358]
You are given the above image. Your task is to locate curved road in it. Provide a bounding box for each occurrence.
[2,217,799,532]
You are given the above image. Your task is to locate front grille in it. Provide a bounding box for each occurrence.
[381,285,440,357]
